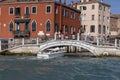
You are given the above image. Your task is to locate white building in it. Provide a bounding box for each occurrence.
[72,0,111,40]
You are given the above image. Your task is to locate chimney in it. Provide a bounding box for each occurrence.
[64,0,66,4]
[70,1,74,7]
[59,0,61,3]
[101,0,103,2]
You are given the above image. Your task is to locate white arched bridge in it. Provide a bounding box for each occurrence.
[39,40,120,56]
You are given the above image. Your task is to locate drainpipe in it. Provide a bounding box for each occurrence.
[59,0,61,3]
[64,0,66,4]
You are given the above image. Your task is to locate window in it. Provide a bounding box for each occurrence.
[46,6,51,13]
[55,6,58,14]
[55,24,59,32]
[32,6,37,14]
[92,5,95,9]
[81,25,86,33]
[103,16,105,21]
[32,21,36,32]
[65,25,68,32]
[9,7,14,15]
[70,26,73,34]
[83,0,86,2]
[107,17,109,20]
[90,25,95,32]
[25,22,29,30]
[71,11,75,19]
[104,6,105,11]
[83,14,86,20]
[9,22,13,31]
[83,6,87,10]
[15,7,20,16]
[16,23,20,31]
[92,15,95,20]
[81,14,85,20]
[65,10,68,17]
[80,6,82,11]
[98,25,101,34]
[99,15,101,21]
[46,21,51,32]
[103,26,106,34]
[25,6,30,15]
[62,9,65,16]
[99,5,102,10]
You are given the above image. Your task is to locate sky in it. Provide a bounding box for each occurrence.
[66,0,120,14]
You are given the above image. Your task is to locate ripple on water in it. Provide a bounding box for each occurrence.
[0,56,120,80]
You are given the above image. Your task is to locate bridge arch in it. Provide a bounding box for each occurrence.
[39,40,97,55]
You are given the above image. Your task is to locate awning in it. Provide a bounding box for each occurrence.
[14,19,30,23]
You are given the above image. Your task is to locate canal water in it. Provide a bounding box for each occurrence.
[0,56,120,80]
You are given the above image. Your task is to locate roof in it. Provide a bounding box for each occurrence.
[0,0,81,13]
[111,14,120,18]
[110,27,119,31]
[71,0,110,7]
[0,0,16,2]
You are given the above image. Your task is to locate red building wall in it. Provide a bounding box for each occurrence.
[0,1,80,38]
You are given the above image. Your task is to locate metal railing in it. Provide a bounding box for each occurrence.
[13,30,30,37]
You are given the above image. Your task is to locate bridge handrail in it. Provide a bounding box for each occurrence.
[39,40,119,51]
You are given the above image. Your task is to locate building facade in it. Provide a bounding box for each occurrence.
[72,0,110,40]
[110,14,120,36]
[0,0,80,39]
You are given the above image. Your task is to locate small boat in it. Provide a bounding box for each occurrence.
[37,47,66,59]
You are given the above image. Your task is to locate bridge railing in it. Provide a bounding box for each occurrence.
[2,36,120,51]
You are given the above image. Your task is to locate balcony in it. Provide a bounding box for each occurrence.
[24,14,30,18]
[13,30,30,37]
[15,14,21,18]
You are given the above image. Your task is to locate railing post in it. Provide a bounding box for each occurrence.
[0,40,1,51]
[36,37,39,45]
[54,32,57,40]
[77,33,79,41]
[22,38,24,45]
[115,39,117,48]
[119,40,120,47]
[97,37,99,46]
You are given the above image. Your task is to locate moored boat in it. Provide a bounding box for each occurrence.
[37,47,66,59]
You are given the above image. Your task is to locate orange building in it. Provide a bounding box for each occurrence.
[0,0,81,39]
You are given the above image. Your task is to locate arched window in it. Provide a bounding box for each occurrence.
[32,21,36,32]
[55,24,59,32]
[70,26,73,34]
[46,20,51,32]
[65,25,68,32]
[9,22,13,31]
